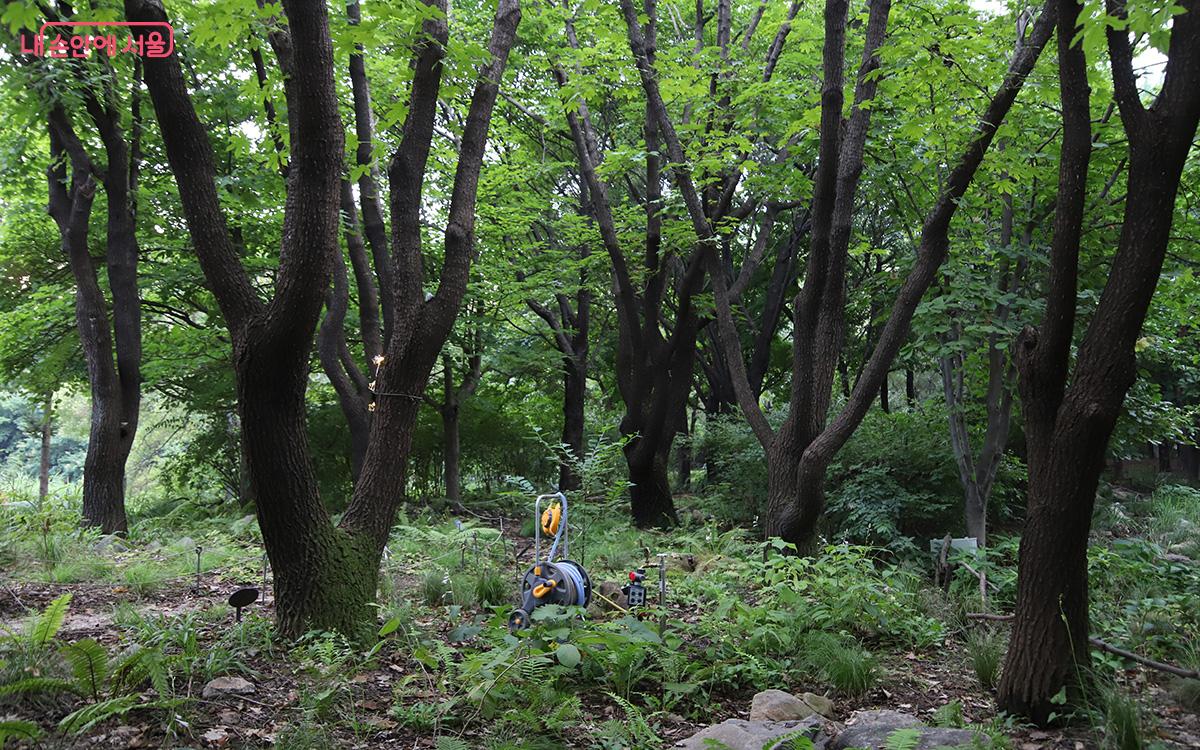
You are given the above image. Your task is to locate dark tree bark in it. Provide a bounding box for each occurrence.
[38,392,53,505]
[527,290,589,491]
[126,0,520,638]
[346,0,394,344]
[1158,443,1172,473]
[998,0,1200,723]
[711,0,1057,551]
[318,189,372,478]
[43,54,144,536]
[434,328,483,503]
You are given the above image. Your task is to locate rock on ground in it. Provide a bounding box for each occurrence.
[829,710,990,750]
[749,689,835,721]
[674,716,828,750]
[201,676,256,699]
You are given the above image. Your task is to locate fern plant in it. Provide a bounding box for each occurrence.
[605,692,661,750]
[0,719,40,748]
[0,595,178,735]
[883,728,922,750]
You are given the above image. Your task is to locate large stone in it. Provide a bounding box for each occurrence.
[750,689,832,721]
[675,717,827,750]
[830,710,990,750]
[800,692,835,719]
[202,676,256,699]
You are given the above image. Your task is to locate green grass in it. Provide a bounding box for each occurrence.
[420,570,451,606]
[473,569,509,608]
[966,628,1004,690]
[1102,687,1146,750]
[1145,485,1200,556]
[801,631,878,697]
[1169,678,1200,711]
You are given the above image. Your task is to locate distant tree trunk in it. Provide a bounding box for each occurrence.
[524,185,590,493]
[1158,443,1172,473]
[442,404,460,502]
[317,185,372,479]
[38,392,53,504]
[563,0,802,525]
[998,0,1200,722]
[677,407,695,490]
[1179,443,1199,481]
[1110,455,1125,481]
[905,368,916,407]
[46,90,142,536]
[561,347,587,490]
[940,187,1024,547]
[879,376,890,413]
[436,342,482,503]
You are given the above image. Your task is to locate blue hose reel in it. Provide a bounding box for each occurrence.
[508,492,592,631]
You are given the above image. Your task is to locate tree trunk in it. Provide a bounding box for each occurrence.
[676,407,695,490]
[1158,443,1172,474]
[1179,443,1199,481]
[998,430,1101,721]
[38,392,53,505]
[44,52,143,536]
[560,353,586,491]
[625,440,677,527]
[128,0,520,638]
[442,403,460,502]
[905,368,916,407]
[998,0,1200,721]
[965,484,986,547]
[879,376,890,413]
[47,122,131,536]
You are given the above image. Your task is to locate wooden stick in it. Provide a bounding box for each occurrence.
[966,612,1013,621]
[965,613,1200,679]
[1088,637,1200,679]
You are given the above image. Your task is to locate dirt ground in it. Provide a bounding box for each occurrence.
[2,570,1198,750]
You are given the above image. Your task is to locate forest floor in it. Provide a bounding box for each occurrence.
[1,500,1198,749]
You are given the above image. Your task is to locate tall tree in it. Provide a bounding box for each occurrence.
[522,199,591,492]
[998,0,1200,721]
[555,0,801,526]
[38,48,143,535]
[711,0,1057,551]
[126,0,520,637]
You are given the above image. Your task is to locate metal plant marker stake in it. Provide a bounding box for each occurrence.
[657,554,667,637]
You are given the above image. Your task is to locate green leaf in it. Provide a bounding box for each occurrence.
[30,593,70,648]
[0,719,40,745]
[1,2,41,34]
[60,639,108,700]
[554,642,581,668]
[884,728,921,750]
[0,676,78,697]
[58,694,141,734]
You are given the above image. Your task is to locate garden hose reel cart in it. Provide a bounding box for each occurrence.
[508,492,592,631]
